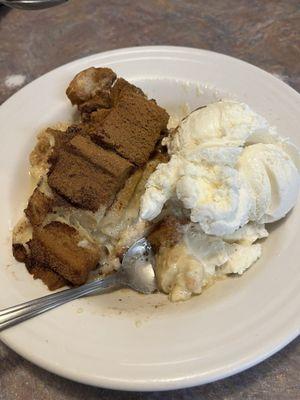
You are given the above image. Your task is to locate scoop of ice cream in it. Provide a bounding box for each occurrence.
[166,101,269,152]
[239,143,300,223]
[221,243,262,275]
[141,145,252,235]
[183,222,267,274]
[140,100,300,236]
[156,222,268,301]
[221,222,268,244]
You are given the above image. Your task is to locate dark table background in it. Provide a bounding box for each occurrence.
[0,1,299,399]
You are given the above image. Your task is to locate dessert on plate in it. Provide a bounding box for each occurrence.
[12,67,300,301]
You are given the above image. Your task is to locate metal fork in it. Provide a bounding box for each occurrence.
[1,0,68,10]
[0,238,156,331]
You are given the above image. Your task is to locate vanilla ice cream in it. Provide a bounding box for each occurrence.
[140,100,300,301]
[238,143,299,223]
[156,222,267,302]
[140,100,300,235]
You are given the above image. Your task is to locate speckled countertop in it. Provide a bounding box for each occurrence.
[0,1,299,399]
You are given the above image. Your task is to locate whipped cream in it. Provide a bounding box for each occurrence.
[140,101,300,236]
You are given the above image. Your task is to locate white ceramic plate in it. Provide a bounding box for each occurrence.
[0,46,299,391]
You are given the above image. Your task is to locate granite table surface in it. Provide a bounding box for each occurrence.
[0,0,299,399]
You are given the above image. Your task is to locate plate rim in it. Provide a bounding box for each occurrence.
[1,45,300,110]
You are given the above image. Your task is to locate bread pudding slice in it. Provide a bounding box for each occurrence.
[12,67,169,290]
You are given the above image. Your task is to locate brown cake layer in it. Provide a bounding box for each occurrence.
[86,108,111,124]
[13,67,170,291]
[48,68,168,210]
[148,216,187,252]
[110,77,145,105]
[85,79,143,123]
[68,134,134,180]
[12,240,69,291]
[25,188,54,227]
[91,90,169,166]
[48,151,122,212]
[66,68,169,167]
[29,222,100,285]
[12,243,28,263]
[26,260,68,291]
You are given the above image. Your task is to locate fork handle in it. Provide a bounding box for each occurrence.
[0,274,121,332]
[1,0,68,11]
